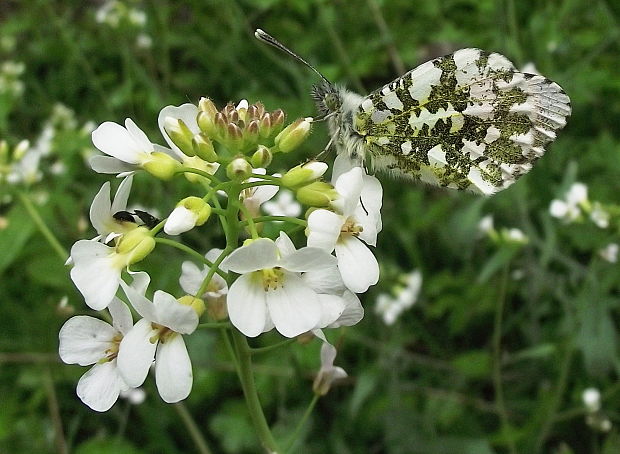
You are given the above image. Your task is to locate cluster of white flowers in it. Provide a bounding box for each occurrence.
[61,98,383,411]
[0,60,25,98]
[375,270,422,325]
[94,1,152,49]
[582,387,612,433]
[549,182,612,228]
[478,215,528,245]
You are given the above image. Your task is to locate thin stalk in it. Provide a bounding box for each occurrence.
[285,394,320,453]
[155,238,228,280]
[250,338,297,355]
[238,202,259,239]
[196,247,233,297]
[43,368,68,454]
[177,167,222,185]
[173,402,214,454]
[17,191,67,261]
[492,265,517,454]
[240,216,307,227]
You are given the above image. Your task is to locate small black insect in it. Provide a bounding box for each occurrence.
[133,210,161,229]
[112,210,136,223]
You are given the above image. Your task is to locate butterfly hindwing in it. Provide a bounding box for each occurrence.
[352,48,571,194]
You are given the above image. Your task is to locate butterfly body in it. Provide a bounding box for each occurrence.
[313,48,571,195]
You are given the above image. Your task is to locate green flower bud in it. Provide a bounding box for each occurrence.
[198,97,218,117]
[274,117,312,153]
[180,196,212,226]
[117,226,155,265]
[164,117,195,156]
[258,113,272,138]
[142,152,180,180]
[250,145,273,168]
[192,133,218,162]
[296,181,337,207]
[182,156,218,184]
[226,157,252,181]
[178,295,206,317]
[281,161,328,188]
[197,111,218,138]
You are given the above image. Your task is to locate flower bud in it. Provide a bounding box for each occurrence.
[258,113,272,138]
[198,97,218,117]
[250,145,273,168]
[192,133,218,162]
[226,157,252,181]
[281,161,328,188]
[227,123,243,141]
[164,117,195,156]
[165,196,212,235]
[274,117,312,153]
[296,181,338,207]
[235,99,248,122]
[178,295,206,317]
[197,111,218,138]
[270,109,285,133]
[142,152,180,180]
[117,226,155,265]
[182,156,219,184]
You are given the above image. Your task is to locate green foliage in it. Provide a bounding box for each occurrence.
[2,0,620,453]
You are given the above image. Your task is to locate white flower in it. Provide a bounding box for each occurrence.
[220,236,338,338]
[240,168,279,217]
[117,282,199,403]
[90,118,170,175]
[164,206,196,235]
[504,228,528,244]
[582,387,601,413]
[307,163,383,293]
[262,190,302,218]
[590,202,610,228]
[120,387,146,405]
[58,298,134,412]
[478,215,494,235]
[375,270,422,325]
[312,337,347,396]
[549,182,588,223]
[90,175,135,242]
[180,249,229,320]
[599,243,618,263]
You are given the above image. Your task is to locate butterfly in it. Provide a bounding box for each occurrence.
[255,29,571,195]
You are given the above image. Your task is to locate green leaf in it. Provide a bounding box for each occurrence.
[0,204,36,275]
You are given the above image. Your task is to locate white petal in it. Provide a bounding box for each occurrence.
[111,175,134,213]
[108,297,133,336]
[306,210,343,252]
[275,231,296,257]
[152,291,199,334]
[252,184,279,205]
[120,280,157,321]
[266,272,321,338]
[315,294,346,328]
[220,238,278,273]
[76,361,124,412]
[179,261,204,295]
[155,334,192,403]
[279,247,337,273]
[328,291,364,328]
[335,237,379,293]
[302,263,346,295]
[164,206,197,235]
[117,319,158,387]
[128,270,151,296]
[91,121,150,164]
[158,104,200,157]
[59,316,116,365]
[332,167,363,216]
[331,153,357,182]
[124,118,154,153]
[205,248,225,263]
[89,182,112,235]
[227,273,268,337]
[70,240,121,310]
[89,155,136,175]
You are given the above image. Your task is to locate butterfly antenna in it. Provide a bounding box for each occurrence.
[255,29,332,86]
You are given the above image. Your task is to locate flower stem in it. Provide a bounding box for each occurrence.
[285,393,320,453]
[17,191,67,261]
[231,330,280,453]
[250,338,297,354]
[237,202,259,239]
[173,402,214,454]
[240,216,307,227]
[155,238,228,280]
[196,247,232,297]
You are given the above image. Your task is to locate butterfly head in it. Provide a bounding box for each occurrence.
[311,81,342,119]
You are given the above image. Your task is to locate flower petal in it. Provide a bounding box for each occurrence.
[179,261,204,295]
[332,167,363,216]
[266,272,321,338]
[331,153,358,182]
[302,263,346,295]
[152,290,198,334]
[125,118,154,153]
[120,280,157,321]
[220,238,278,273]
[279,247,336,273]
[155,334,192,403]
[70,240,121,310]
[59,316,116,365]
[164,206,196,235]
[111,175,134,213]
[328,291,364,328]
[275,231,296,257]
[108,297,133,336]
[117,318,158,388]
[92,121,150,164]
[76,361,124,412]
[89,155,136,175]
[227,273,268,337]
[335,236,379,293]
[315,294,346,329]
[158,104,200,157]
[89,182,112,235]
[306,210,342,252]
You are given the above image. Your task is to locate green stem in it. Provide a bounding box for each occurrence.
[492,265,517,454]
[250,338,297,354]
[231,330,280,453]
[176,167,222,185]
[173,402,213,454]
[285,393,320,453]
[238,202,259,239]
[155,238,228,280]
[196,247,233,297]
[241,216,307,227]
[17,191,67,261]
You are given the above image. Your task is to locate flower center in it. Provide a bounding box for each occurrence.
[259,267,284,291]
[341,217,363,237]
[103,333,123,362]
[149,323,176,343]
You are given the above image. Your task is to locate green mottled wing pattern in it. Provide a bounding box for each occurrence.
[353,48,571,194]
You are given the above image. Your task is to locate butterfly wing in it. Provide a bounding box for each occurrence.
[353,48,571,195]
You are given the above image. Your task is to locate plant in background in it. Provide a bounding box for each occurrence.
[59,97,378,452]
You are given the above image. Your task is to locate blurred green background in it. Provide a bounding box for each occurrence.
[2,0,620,453]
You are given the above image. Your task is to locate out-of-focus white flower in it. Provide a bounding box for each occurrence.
[6,140,42,185]
[582,388,602,413]
[118,282,201,403]
[312,337,347,396]
[262,190,302,218]
[95,1,147,29]
[0,60,25,97]
[220,235,338,338]
[58,298,134,412]
[307,159,383,293]
[503,228,528,244]
[135,33,152,49]
[478,215,494,235]
[590,202,610,228]
[240,168,279,217]
[550,182,588,223]
[120,387,146,405]
[375,270,422,325]
[599,243,618,263]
